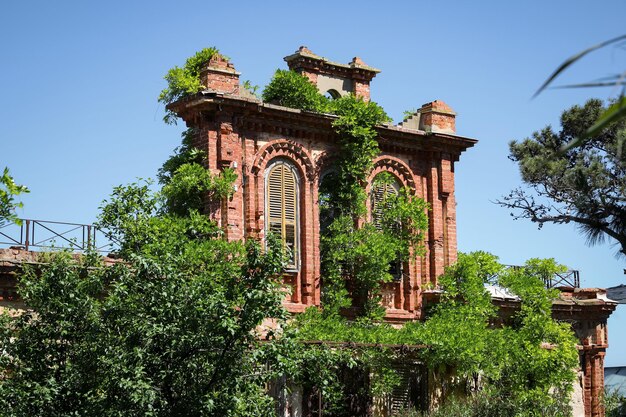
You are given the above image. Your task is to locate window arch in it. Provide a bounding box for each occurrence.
[265,159,299,270]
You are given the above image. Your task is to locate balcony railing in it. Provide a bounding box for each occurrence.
[487,265,580,289]
[0,219,115,253]
[1,219,582,288]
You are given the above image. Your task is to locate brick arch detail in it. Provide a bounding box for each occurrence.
[314,151,335,175]
[368,156,417,192]
[252,140,316,181]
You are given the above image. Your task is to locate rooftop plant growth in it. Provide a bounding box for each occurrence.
[157,49,579,414]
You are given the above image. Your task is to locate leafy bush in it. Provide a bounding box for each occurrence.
[605,388,626,417]
[392,388,572,417]
[262,69,329,112]
[0,167,29,227]
[158,47,221,124]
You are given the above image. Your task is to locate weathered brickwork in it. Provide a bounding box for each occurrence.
[553,288,616,417]
[172,49,474,320]
[167,49,619,416]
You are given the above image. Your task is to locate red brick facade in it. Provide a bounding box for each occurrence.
[165,49,619,416]
[553,288,616,417]
[170,48,475,320]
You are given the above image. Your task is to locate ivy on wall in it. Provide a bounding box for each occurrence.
[156,51,579,415]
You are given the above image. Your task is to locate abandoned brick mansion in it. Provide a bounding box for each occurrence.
[0,47,617,416]
[168,46,475,321]
[168,47,616,416]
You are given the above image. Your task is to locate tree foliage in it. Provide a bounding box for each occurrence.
[0,169,290,416]
[158,47,221,124]
[498,98,626,256]
[0,167,29,227]
[262,69,328,112]
[419,253,578,413]
[294,252,578,415]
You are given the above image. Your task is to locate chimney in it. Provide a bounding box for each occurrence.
[199,55,240,95]
[419,100,456,134]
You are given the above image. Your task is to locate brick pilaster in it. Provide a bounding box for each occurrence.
[217,119,244,241]
[427,154,445,281]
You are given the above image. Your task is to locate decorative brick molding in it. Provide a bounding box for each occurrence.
[369,156,417,191]
[252,139,316,181]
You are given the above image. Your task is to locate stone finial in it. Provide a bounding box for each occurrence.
[419,100,456,134]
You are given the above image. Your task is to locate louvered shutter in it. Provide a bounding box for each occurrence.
[372,176,402,281]
[387,361,428,413]
[372,180,399,229]
[267,162,298,269]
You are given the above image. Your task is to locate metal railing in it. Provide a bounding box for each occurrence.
[487,265,580,289]
[0,219,115,253]
[547,270,580,288]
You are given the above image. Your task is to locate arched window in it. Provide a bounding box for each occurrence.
[266,159,299,270]
[371,174,401,229]
[371,173,403,281]
[325,89,341,100]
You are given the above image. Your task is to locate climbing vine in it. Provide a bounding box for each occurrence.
[264,70,428,320]
[157,51,579,415]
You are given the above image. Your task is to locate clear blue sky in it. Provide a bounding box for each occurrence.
[1,1,625,365]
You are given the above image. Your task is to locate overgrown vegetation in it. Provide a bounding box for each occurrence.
[0,167,29,227]
[0,48,582,416]
[0,173,293,415]
[262,69,328,112]
[392,388,572,417]
[158,47,222,124]
[605,388,626,417]
[294,253,578,416]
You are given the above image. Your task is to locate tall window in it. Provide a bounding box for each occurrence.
[371,173,402,281]
[371,174,400,229]
[266,160,299,270]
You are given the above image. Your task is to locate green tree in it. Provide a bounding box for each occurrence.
[0,168,290,416]
[294,252,579,416]
[498,99,626,256]
[0,167,29,227]
[418,252,578,415]
[262,69,328,112]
